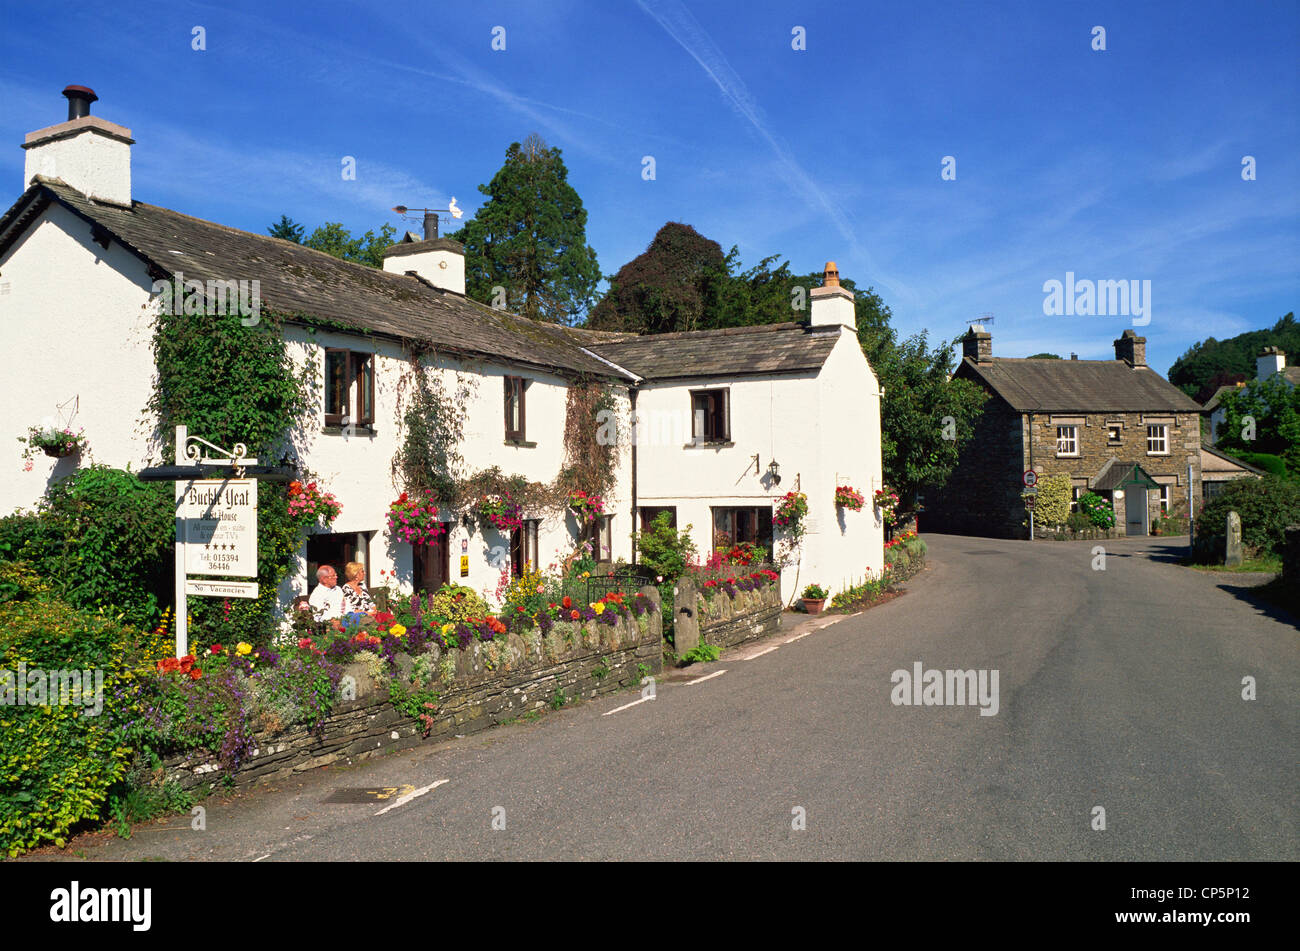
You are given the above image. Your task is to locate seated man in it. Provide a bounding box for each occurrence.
[308,564,344,622]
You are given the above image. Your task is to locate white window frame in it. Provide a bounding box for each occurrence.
[1055,425,1079,457]
[1107,423,1122,443]
[1146,424,1169,455]
[1158,485,1170,514]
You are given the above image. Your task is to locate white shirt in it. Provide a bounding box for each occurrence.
[308,582,344,621]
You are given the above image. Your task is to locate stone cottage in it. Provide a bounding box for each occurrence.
[927,326,1204,537]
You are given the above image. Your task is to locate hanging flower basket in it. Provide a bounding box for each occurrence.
[834,485,865,511]
[21,425,87,461]
[873,488,900,526]
[288,480,342,531]
[774,491,808,531]
[388,490,446,546]
[568,489,605,524]
[477,493,523,533]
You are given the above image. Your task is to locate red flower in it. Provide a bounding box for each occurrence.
[209,643,224,654]
[298,637,314,649]
[189,669,203,680]
[562,596,572,609]
[570,610,580,620]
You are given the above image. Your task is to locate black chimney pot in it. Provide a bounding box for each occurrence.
[63,85,98,120]
[423,211,439,241]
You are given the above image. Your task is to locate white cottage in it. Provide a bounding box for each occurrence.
[0,86,883,608]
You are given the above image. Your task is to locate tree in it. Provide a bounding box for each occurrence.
[450,134,601,324]
[303,222,397,269]
[587,223,729,333]
[1214,375,1300,474]
[1026,352,1061,359]
[1168,313,1300,397]
[267,215,304,243]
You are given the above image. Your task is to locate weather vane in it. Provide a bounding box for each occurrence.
[391,200,462,240]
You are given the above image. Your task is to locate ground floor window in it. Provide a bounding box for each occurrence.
[1158,485,1170,513]
[711,506,774,557]
[580,515,614,563]
[307,532,367,593]
[412,525,452,593]
[511,519,540,578]
[639,506,677,530]
[1204,480,1226,500]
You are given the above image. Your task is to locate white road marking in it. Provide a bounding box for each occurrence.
[603,695,655,715]
[785,631,813,642]
[745,645,781,659]
[684,669,727,685]
[254,853,271,862]
[374,778,449,816]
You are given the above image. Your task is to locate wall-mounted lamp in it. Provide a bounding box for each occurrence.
[767,460,781,485]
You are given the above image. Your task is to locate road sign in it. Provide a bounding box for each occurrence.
[1023,470,1038,487]
[185,579,259,599]
[1025,497,1036,510]
[181,479,257,578]
[1024,486,1038,495]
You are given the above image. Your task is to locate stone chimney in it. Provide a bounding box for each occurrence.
[381,236,466,295]
[1113,329,1146,366]
[962,324,992,363]
[1257,346,1286,381]
[809,261,855,329]
[22,86,133,206]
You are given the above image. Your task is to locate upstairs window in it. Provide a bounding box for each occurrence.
[325,349,375,428]
[1055,425,1079,457]
[504,376,527,441]
[1107,423,1123,444]
[691,389,730,444]
[1146,424,1168,455]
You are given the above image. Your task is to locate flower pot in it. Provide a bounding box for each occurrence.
[802,598,826,615]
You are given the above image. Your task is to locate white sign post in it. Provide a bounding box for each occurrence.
[173,425,258,658]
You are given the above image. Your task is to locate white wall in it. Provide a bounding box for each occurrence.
[632,326,884,603]
[0,203,158,515]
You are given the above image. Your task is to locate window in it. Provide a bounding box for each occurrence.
[639,506,677,531]
[306,533,365,593]
[504,376,526,441]
[1055,425,1079,456]
[511,519,540,579]
[690,389,730,444]
[1107,423,1123,444]
[1158,485,1170,514]
[1146,424,1168,455]
[711,507,774,557]
[324,349,375,427]
[580,515,613,563]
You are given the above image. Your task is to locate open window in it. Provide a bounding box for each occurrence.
[690,389,730,444]
[580,515,614,563]
[325,349,375,428]
[511,519,540,579]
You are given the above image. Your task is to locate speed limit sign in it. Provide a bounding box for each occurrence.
[1023,470,1038,488]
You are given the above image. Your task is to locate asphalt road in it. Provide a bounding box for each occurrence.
[49,534,1298,861]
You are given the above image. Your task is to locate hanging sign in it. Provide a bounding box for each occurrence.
[181,479,257,578]
[185,579,260,599]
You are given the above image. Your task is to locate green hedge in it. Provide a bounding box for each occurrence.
[1195,476,1300,557]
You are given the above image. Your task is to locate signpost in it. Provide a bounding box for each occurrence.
[1024,484,1038,540]
[172,426,258,658]
[1023,469,1038,488]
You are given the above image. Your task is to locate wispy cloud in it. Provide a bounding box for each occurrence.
[635,0,904,297]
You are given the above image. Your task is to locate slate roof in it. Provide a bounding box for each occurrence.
[958,357,1201,413]
[583,323,841,381]
[0,179,630,381]
[1200,443,1264,476]
[1092,460,1160,492]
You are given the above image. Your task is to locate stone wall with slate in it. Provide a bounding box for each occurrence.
[160,596,662,791]
[696,583,782,650]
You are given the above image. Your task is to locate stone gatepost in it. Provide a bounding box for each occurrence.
[1225,510,1243,567]
[673,576,700,657]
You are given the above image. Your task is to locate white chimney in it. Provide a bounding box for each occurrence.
[382,236,466,295]
[22,86,132,206]
[1256,346,1286,381]
[809,260,855,329]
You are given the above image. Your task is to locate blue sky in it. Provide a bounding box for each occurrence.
[2,0,1297,376]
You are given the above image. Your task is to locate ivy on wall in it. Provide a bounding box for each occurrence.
[149,300,314,644]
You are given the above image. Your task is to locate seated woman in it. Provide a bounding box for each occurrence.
[340,561,376,616]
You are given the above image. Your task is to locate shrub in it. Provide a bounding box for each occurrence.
[1026,474,1071,526]
[420,584,491,623]
[1196,475,1300,557]
[636,511,697,580]
[1077,492,1116,529]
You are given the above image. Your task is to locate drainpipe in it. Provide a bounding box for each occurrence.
[629,386,639,565]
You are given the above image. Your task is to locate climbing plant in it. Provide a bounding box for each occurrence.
[149,298,315,644]
[392,342,472,504]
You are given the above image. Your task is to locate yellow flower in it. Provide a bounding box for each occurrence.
[235,642,253,656]
[441,623,455,635]
[591,602,605,615]
[390,624,407,638]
